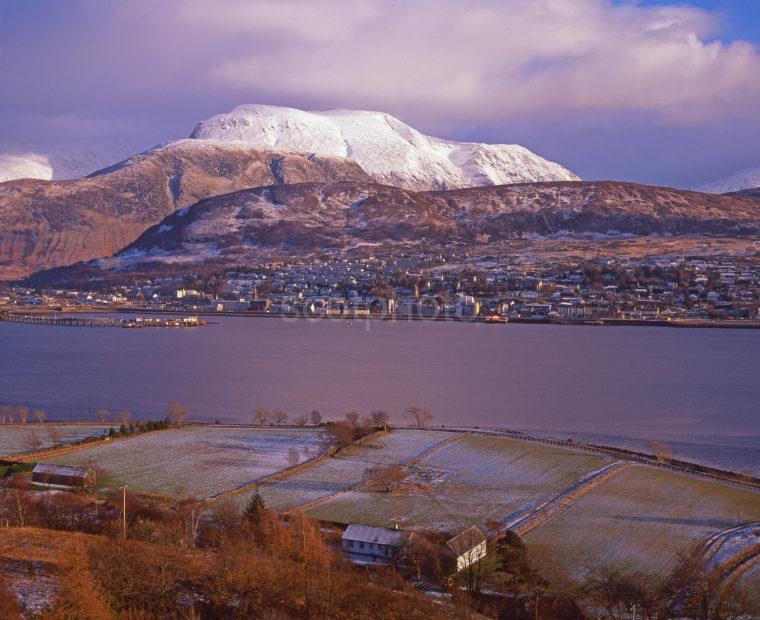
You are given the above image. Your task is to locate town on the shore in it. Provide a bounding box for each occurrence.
[3,251,759,324]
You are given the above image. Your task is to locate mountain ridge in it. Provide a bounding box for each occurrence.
[73,179,760,277]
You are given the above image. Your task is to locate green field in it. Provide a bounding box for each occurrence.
[40,426,323,498]
[525,465,760,580]
[307,434,608,531]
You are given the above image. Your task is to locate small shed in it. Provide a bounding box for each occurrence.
[32,464,95,489]
[341,524,404,564]
[445,526,487,572]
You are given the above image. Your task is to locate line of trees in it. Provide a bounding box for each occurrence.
[248,405,431,431]
[0,404,47,424]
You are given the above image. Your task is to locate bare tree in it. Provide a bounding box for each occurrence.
[0,405,11,423]
[309,410,322,426]
[370,410,390,431]
[364,465,406,493]
[404,405,433,429]
[401,533,442,584]
[117,410,132,425]
[23,430,44,452]
[16,404,30,424]
[295,414,308,427]
[324,421,354,451]
[46,426,63,445]
[286,447,301,468]
[254,407,270,426]
[273,409,288,426]
[33,409,46,424]
[176,498,208,549]
[167,401,189,426]
[96,408,110,423]
[345,411,360,428]
[648,440,672,463]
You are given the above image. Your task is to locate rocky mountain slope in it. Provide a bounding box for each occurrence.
[695,166,760,194]
[86,180,759,274]
[190,104,580,191]
[0,140,369,279]
[726,187,760,200]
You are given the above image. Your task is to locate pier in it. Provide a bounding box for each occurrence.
[0,313,204,328]
[0,313,117,327]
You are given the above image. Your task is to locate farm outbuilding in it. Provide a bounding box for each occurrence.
[32,463,95,488]
[445,526,487,572]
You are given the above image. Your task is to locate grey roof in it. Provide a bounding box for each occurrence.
[445,526,486,555]
[32,463,90,478]
[342,524,403,547]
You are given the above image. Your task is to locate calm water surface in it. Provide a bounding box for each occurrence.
[1,317,758,473]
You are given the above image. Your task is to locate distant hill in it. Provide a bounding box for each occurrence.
[31,179,757,284]
[0,140,369,279]
[724,187,760,200]
[695,167,760,194]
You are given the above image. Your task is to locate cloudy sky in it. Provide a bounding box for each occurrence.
[2,0,760,187]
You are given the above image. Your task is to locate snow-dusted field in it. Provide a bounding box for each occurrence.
[40,426,324,498]
[0,424,109,456]
[338,430,456,466]
[307,434,607,531]
[741,558,760,604]
[241,429,456,511]
[526,465,760,580]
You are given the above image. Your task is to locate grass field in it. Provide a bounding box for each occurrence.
[0,424,109,456]
[307,434,608,531]
[526,464,760,581]
[240,429,457,511]
[40,426,323,498]
[740,558,760,604]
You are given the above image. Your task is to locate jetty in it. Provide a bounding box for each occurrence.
[0,313,204,329]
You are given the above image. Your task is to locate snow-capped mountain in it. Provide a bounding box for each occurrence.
[694,167,760,194]
[0,153,53,183]
[190,104,580,190]
[0,135,149,182]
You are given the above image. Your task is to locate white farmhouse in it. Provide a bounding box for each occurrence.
[341,524,403,564]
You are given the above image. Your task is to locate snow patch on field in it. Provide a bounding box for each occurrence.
[308,434,607,531]
[526,465,760,580]
[239,430,456,511]
[40,427,324,498]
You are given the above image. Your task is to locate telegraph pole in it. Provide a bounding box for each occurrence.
[122,485,127,540]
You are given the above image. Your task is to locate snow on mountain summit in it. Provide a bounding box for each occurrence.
[0,153,53,183]
[694,167,760,194]
[190,104,580,190]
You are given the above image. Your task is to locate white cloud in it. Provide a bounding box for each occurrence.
[174,0,760,126]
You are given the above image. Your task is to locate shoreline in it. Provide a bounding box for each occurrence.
[2,420,758,491]
[4,306,760,329]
